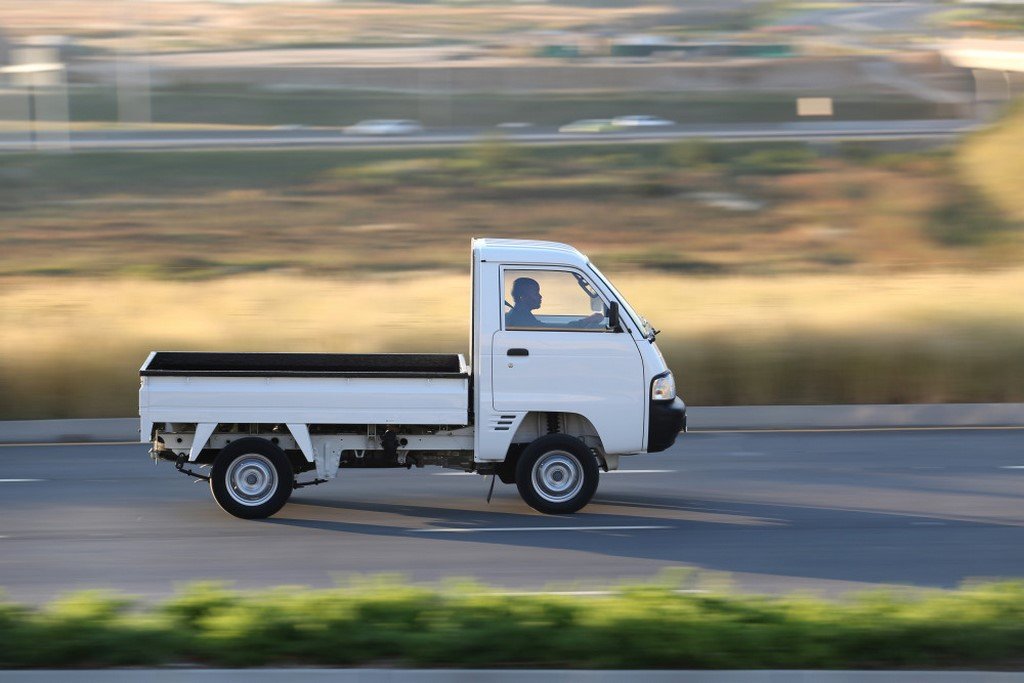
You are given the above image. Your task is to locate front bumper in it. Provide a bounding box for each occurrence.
[647,396,686,453]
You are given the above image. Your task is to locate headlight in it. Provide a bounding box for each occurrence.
[651,373,676,401]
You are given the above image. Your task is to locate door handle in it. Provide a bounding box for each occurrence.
[507,348,529,356]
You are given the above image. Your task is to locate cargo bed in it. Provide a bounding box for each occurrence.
[139,352,471,434]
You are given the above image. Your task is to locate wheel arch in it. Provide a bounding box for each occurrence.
[185,422,315,463]
[509,411,604,446]
[506,411,610,469]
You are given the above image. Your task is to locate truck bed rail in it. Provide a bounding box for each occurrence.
[140,352,469,379]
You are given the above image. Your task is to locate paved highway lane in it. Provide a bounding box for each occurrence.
[1,428,1022,603]
[0,120,978,152]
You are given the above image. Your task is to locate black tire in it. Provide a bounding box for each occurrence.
[210,437,294,519]
[515,434,599,514]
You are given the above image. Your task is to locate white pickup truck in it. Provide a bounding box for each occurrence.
[140,238,686,519]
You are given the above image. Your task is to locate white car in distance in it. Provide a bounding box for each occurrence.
[612,115,676,128]
[344,119,424,136]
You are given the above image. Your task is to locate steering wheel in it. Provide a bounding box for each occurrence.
[578,306,607,329]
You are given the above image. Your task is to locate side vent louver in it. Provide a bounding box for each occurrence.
[491,415,516,432]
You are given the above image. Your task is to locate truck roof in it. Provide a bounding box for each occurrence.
[473,238,588,268]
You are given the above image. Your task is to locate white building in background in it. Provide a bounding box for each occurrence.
[943,39,1024,102]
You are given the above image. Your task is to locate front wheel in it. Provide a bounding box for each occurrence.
[515,434,599,514]
[210,437,294,519]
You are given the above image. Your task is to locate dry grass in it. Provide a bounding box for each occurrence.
[2,140,1022,417]
[2,145,1020,281]
[0,1,676,54]
[2,269,1023,418]
[958,102,1024,223]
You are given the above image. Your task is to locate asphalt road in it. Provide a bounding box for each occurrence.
[2,428,1022,604]
[0,119,978,153]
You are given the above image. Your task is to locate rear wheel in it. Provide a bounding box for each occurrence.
[515,434,599,514]
[210,437,294,519]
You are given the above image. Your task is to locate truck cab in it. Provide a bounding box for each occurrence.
[141,238,686,519]
[472,238,684,465]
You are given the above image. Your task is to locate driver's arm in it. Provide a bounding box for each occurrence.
[566,312,606,328]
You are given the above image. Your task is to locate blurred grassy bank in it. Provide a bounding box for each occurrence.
[2,269,1023,419]
[5,576,1024,668]
[2,140,1021,280]
[0,1,753,54]
[2,125,1023,418]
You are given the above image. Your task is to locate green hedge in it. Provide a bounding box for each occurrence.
[4,576,1024,668]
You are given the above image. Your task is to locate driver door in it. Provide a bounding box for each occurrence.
[491,267,645,453]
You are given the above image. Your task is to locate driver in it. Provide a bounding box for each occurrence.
[505,277,605,330]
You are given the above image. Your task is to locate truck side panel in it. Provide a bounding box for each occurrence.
[140,375,469,433]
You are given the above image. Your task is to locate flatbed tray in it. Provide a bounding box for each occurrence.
[140,352,468,379]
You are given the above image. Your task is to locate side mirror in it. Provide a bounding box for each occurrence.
[607,301,621,332]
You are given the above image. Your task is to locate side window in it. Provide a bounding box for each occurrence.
[503,269,607,331]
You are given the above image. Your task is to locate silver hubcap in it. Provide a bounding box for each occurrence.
[532,450,584,504]
[226,454,278,507]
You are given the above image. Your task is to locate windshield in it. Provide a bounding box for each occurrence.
[586,262,655,339]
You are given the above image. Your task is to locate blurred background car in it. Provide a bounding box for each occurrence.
[612,115,676,127]
[343,119,424,136]
[558,119,617,133]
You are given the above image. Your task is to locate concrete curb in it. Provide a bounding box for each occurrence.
[0,418,140,445]
[690,403,1024,431]
[1,403,1022,445]
[1,672,1023,683]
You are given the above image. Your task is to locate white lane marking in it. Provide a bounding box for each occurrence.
[411,525,671,533]
[0,441,139,448]
[0,479,43,483]
[498,589,708,597]
[1001,466,1024,469]
[693,426,1024,433]
[432,470,677,476]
